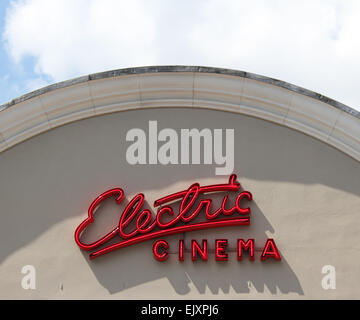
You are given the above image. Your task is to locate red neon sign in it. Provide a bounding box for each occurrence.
[75,174,252,258]
[74,174,281,261]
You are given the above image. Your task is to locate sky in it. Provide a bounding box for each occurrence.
[0,0,359,111]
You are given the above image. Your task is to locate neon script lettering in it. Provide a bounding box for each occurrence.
[75,174,254,259]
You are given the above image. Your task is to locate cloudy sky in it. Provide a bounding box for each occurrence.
[0,0,359,110]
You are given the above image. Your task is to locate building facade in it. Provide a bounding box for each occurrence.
[0,66,359,299]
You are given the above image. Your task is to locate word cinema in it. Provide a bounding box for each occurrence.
[74,174,281,262]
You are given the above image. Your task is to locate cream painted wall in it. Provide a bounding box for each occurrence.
[0,107,359,299]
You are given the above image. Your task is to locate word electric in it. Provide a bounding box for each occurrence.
[74,174,281,262]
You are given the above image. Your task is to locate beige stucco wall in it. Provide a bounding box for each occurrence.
[0,107,359,299]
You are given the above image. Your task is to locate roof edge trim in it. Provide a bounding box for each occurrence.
[0,65,359,119]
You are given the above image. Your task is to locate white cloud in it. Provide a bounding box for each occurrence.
[3,0,360,109]
[3,0,156,80]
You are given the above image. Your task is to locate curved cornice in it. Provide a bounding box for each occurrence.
[0,66,359,161]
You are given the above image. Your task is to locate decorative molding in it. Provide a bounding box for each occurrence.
[0,66,359,161]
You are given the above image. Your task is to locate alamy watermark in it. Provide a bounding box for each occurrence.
[21,265,36,290]
[321,265,336,290]
[19,263,336,292]
[126,120,234,175]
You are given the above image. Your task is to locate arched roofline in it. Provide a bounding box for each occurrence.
[0,65,359,160]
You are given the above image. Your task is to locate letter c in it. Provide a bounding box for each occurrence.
[152,239,169,261]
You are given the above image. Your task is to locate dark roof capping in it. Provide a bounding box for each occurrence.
[0,65,359,119]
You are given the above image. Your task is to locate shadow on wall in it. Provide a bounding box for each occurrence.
[0,108,359,295]
[80,195,304,295]
[84,251,303,295]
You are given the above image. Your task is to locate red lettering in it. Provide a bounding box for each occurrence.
[215,239,228,261]
[191,240,208,261]
[152,239,169,261]
[75,174,252,259]
[119,193,145,239]
[74,188,123,251]
[237,239,255,261]
[260,239,281,261]
[236,192,253,214]
[179,239,185,261]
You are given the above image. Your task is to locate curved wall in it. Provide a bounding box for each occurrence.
[0,67,359,299]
